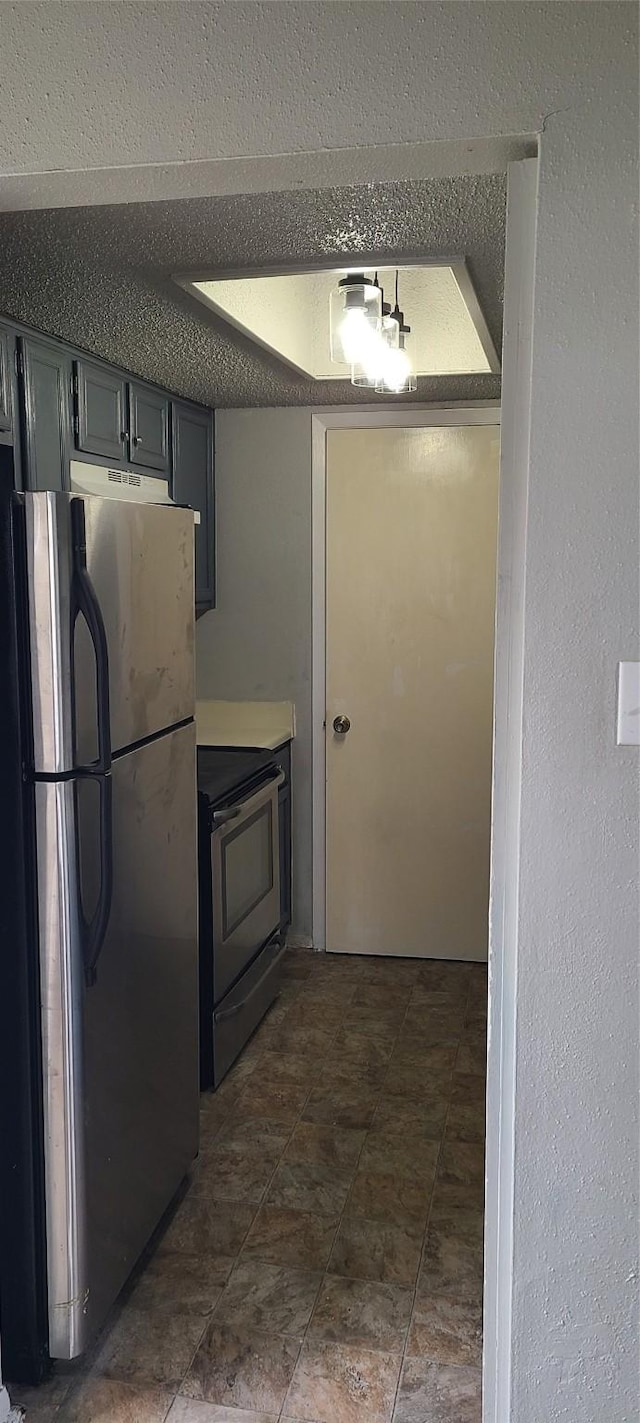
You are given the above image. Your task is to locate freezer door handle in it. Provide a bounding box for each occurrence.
[70,498,112,775]
[78,772,114,988]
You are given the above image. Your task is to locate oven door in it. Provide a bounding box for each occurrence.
[211,769,284,1002]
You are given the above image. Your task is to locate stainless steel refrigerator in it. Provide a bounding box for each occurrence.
[0,478,199,1379]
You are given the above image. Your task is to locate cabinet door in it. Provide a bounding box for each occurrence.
[20,336,71,491]
[128,383,170,473]
[0,328,12,432]
[172,401,215,608]
[75,359,127,462]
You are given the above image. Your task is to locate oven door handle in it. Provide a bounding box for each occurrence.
[212,805,242,826]
[212,768,285,831]
[214,941,288,1022]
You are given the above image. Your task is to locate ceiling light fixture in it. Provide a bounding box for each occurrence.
[329,267,417,393]
[351,274,399,387]
[329,272,382,365]
[375,272,417,394]
[376,322,417,393]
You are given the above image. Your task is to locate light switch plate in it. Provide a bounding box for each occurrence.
[616,662,640,746]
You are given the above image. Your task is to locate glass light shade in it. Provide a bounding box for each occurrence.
[351,310,400,388]
[351,358,379,388]
[329,276,382,365]
[381,310,400,349]
[376,328,417,393]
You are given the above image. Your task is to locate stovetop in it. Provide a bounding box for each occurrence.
[197,745,276,806]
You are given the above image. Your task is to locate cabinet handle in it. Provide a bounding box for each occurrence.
[133,435,142,446]
[120,431,127,441]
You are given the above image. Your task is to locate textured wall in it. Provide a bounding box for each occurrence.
[0,5,638,1421]
[0,176,504,409]
[195,408,314,936]
[0,3,616,183]
[506,92,639,1422]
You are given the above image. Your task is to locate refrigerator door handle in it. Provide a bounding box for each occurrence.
[70,499,112,775]
[70,500,114,985]
[35,778,88,1358]
[78,772,114,989]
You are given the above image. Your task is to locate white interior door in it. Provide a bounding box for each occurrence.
[325,422,500,959]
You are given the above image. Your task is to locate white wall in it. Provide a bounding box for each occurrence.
[1,6,637,1422]
[508,104,638,1421]
[0,3,625,209]
[195,408,313,937]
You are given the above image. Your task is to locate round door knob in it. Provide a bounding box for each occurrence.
[333,715,351,735]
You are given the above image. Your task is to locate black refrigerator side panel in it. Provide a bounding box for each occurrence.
[0,466,51,1382]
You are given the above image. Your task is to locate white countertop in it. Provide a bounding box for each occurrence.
[195,699,295,750]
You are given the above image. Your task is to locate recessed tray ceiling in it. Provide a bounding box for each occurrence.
[180,261,500,381]
[0,173,505,407]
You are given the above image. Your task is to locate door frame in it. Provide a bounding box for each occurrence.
[312,157,538,1423]
[311,400,501,955]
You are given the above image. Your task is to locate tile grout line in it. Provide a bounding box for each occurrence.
[278,973,385,1421]
[386,975,444,1423]
[185,962,361,1419]
[387,968,474,1423]
[175,973,318,1412]
[279,963,408,1421]
[391,964,485,1421]
[279,966,420,1423]
[308,958,472,1423]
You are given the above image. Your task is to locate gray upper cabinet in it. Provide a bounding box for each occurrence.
[0,328,12,433]
[0,325,20,469]
[73,359,170,474]
[74,359,127,462]
[128,382,170,472]
[19,336,71,492]
[2,314,215,607]
[172,400,215,609]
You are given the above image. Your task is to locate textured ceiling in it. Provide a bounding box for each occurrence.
[0,174,505,408]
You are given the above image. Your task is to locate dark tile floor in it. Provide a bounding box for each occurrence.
[11,949,487,1423]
